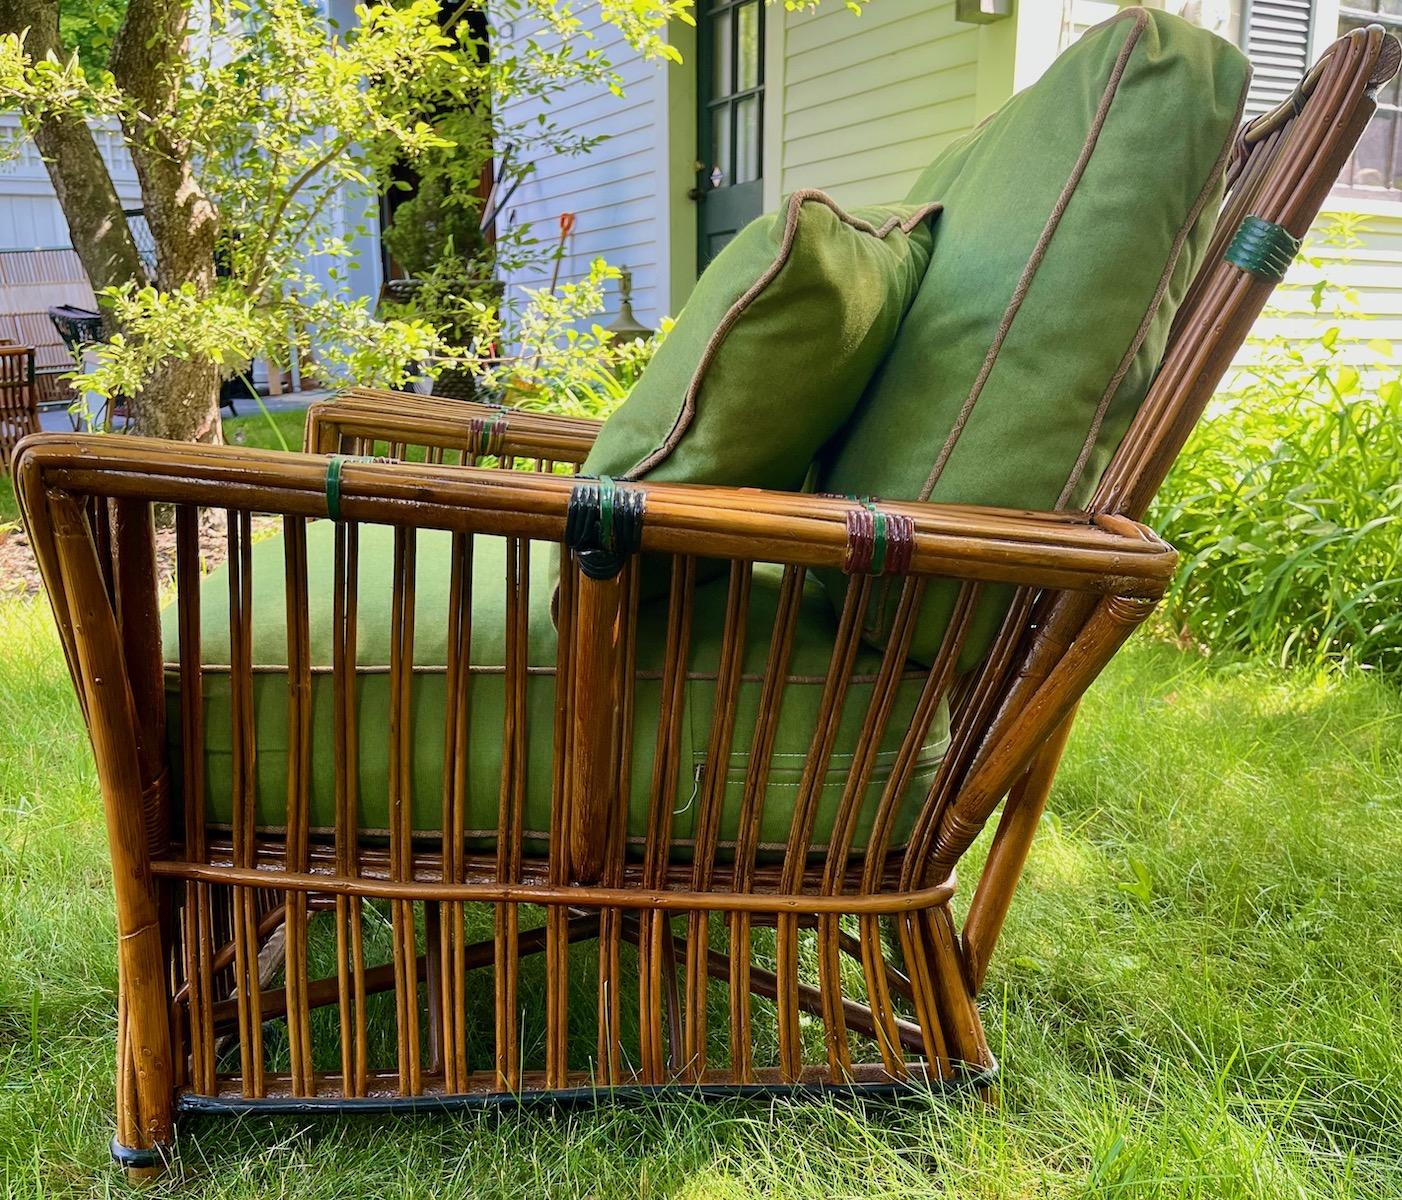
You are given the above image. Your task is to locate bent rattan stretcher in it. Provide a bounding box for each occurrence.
[13,26,1400,1179]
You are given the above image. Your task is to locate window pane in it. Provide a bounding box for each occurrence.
[711,105,732,187]
[711,9,732,99]
[1339,9,1402,194]
[1349,115,1394,189]
[1393,114,1402,190]
[735,95,760,184]
[736,2,760,92]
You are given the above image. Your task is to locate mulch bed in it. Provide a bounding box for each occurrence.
[1,511,278,599]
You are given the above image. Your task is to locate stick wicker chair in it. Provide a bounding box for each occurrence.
[13,26,1400,1178]
[1,344,39,475]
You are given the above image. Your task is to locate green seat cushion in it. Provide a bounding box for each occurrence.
[583,190,940,493]
[163,521,949,859]
[819,8,1250,666]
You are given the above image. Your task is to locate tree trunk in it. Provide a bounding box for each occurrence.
[0,0,145,305]
[1,0,223,444]
[110,0,224,445]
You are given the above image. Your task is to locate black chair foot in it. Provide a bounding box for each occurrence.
[110,1135,169,1174]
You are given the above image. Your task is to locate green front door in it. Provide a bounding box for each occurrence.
[695,0,765,270]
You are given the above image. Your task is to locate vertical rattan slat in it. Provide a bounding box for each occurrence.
[282,517,315,1095]
[175,507,217,1096]
[639,555,695,1082]
[684,561,750,1081]
[728,563,805,1081]
[388,525,422,1094]
[226,509,266,1097]
[332,519,369,1097]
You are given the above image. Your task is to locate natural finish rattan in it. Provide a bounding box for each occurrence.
[1,344,39,474]
[13,27,1400,1178]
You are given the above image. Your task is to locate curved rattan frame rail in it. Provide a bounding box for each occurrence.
[12,25,1400,1179]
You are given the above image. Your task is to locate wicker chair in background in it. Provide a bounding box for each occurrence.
[13,26,1400,1179]
[1,344,39,475]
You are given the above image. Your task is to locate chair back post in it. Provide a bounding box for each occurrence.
[959,25,1401,988]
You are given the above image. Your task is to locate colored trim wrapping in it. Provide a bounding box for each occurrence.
[324,454,392,521]
[845,500,915,576]
[468,412,508,458]
[565,474,646,579]
[1225,215,1301,282]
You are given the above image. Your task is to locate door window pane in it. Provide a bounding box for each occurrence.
[736,2,760,92]
[711,106,732,187]
[735,95,760,184]
[711,8,732,99]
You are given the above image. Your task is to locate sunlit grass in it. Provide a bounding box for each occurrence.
[1,594,1399,1197]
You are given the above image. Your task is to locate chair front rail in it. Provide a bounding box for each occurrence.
[15,432,1169,1157]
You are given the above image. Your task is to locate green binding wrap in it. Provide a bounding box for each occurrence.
[325,455,391,522]
[865,499,890,577]
[1225,215,1301,283]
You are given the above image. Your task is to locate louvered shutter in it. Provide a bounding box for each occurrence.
[1242,0,1316,115]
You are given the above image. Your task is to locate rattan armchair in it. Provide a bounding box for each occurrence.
[13,27,1399,1179]
[1,344,39,474]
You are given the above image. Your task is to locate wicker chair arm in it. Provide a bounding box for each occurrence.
[14,433,1175,599]
[307,388,601,464]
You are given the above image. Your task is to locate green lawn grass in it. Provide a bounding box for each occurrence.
[0,476,17,528]
[224,407,307,452]
[1,586,1398,1198]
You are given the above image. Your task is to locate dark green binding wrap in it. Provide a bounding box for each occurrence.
[324,454,391,522]
[565,474,646,580]
[1225,214,1301,283]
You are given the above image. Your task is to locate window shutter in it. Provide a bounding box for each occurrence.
[1242,0,1316,115]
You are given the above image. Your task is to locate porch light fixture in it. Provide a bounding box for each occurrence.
[956,0,1013,23]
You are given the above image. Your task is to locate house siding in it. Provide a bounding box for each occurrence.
[492,11,674,330]
[0,114,142,252]
[1255,204,1402,363]
[775,0,981,207]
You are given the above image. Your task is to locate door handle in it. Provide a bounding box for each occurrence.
[687,187,706,201]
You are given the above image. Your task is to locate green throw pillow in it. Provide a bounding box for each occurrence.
[818,8,1250,667]
[583,190,940,491]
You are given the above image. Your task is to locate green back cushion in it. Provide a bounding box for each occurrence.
[820,9,1250,666]
[583,190,939,491]
[163,522,949,859]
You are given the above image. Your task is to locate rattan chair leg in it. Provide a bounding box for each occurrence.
[963,710,1077,992]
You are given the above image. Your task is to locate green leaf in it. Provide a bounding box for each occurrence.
[1115,856,1154,906]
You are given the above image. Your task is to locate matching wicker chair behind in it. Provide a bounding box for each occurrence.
[0,344,39,474]
[12,25,1401,1179]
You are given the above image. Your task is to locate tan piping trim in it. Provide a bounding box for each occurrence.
[1055,60,1253,509]
[623,189,942,480]
[918,6,1150,501]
